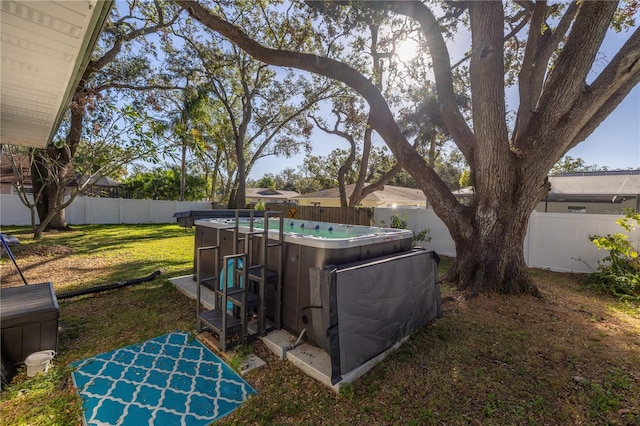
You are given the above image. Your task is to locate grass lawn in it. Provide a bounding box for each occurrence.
[1,224,638,425]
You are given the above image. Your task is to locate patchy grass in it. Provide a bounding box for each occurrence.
[1,225,196,425]
[1,224,194,292]
[1,225,639,425]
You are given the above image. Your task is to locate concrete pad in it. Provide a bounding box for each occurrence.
[286,343,334,389]
[338,335,410,386]
[169,275,215,310]
[287,335,411,392]
[238,354,266,376]
[260,329,293,360]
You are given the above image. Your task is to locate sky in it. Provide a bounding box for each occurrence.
[566,85,639,170]
[248,20,640,179]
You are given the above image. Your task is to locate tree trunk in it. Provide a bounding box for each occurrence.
[46,184,69,230]
[30,150,49,226]
[436,163,548,296]
[31,98,83,232]
[447,205,539,296]
[337,139,356,207]
[227,187,238,209]
[236,164,247,208]
[349,123,372,207]
[209,150,223,204]
[180,142,187,202]
[31,150,71,232]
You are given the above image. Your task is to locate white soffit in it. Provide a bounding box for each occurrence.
[1,0,112,148]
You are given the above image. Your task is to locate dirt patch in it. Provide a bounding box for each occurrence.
[12,244,74,257]
[1,248,116,290]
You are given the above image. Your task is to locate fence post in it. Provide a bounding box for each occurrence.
[84,196,90,225]
[525,211,537,267]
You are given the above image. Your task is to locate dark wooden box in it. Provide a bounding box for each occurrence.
[1,282,59,365]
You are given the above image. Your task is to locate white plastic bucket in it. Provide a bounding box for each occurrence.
[24,350,56,377]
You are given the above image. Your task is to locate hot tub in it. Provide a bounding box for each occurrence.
[194,217,413,345]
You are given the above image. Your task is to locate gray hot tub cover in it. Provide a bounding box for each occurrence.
[311,249,442,384]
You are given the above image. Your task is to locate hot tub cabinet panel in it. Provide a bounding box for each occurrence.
[193,224,240,282]
[281,243,364,343]
[194,218,413,346]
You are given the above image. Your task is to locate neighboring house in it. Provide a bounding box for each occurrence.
[246,188,300,205]
[452,186,475,206]
[536,170,640,214]
[454,170,640,214]
[0,155,30,195]
[294,184,426,208]
[0,155,119,198]
[74,175,121,198]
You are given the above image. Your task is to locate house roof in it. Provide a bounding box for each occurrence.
[295,184,425,204]
[545,170,640,202]
[454,170,640,203]
[75,174,120,188]
[246,187,300,200]
[452,186,474,195]
[1,1,113,148]
[0,154,31,184]
[0,154,118,188]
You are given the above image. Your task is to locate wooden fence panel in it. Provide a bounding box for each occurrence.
[265,203,373,226]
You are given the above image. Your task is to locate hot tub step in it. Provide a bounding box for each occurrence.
[198,309,242,337]
[247,265,278,283]
[200,277,218,291]
[225,287,261,308]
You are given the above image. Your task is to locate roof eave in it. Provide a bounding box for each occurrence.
[46,1,114,147]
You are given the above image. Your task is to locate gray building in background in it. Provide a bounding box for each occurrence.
[536,170,640,214]
[453,170,640,214]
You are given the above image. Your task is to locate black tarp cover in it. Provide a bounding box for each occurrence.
[310,249,442,384]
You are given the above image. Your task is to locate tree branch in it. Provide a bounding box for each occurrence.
[513,1,535,13]
[513,1,548,140]
[535,2,578,76]
[389,1,475,160]
[310,115,357,207]
[359,162,404,202]
[90,6,180,73]
[176,0,467,235]
[514,1,579,148]
[568,27,640,148]
[536,2,618,124]
[451,8,531,72]
[246,89,334,171]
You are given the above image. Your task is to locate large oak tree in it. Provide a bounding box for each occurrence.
[178,0,640,295]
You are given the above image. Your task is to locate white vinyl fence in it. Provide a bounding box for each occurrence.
[0,195,210,226]
[375,207,640,274]
[2,195,637,273]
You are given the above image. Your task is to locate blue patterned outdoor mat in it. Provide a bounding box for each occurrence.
[71,332,256,426]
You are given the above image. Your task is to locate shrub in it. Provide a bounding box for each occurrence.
[587,209,640,301]
[379,213,431,246]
